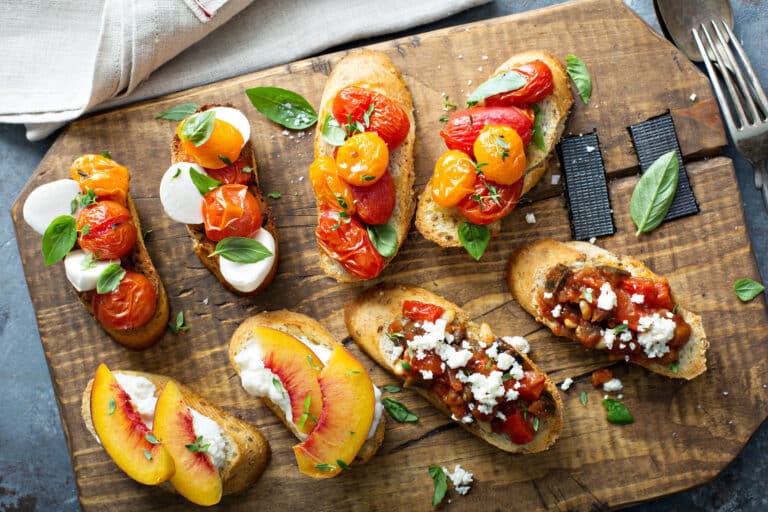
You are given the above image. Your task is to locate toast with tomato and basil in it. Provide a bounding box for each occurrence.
[310,50,416,282]
[507,239,708,379]
[415,50,573,256]
[161,103,279,296]
[344,284,563,453]
[21,154,169,350]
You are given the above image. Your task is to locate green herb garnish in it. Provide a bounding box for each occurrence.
[382,397,418,423]
[179,110,216,147]
[733,278,765,302]
[218,155,232,166]
[458,222,490,261]
[382,385,402,393]
[168,311,189,334]
[96,263,126,294]
[466,71,527,106]
[189,167,222,196]
[630,150,679,235]
[602,398,635,424]
[367,223,398,258]
[267,191,281,199]
[566,54,592,104]
[580,391,588,406]
[101,151,112,160]
[429,466,448,507]
[145,434,161,445]
[108,397,115,416]
[186,435,210,453]
[209,236,273,263]
[155,102,199,121]
[245,86,317,130]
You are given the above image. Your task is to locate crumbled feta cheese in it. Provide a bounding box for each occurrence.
[690,93,697,102]
[407,319,447,359]
[619,331,633,343]
[551,304,562,318]
[630,293,645,304]
[420,370,434,380]
[589,237,597,244]
[379,334,404,363]
[202,297,209,305]
[602,329,615,349]
[505,388,520,400]
[525,213,536,224]
[603,378,623,392]
[496,352,518,372]
[597,282,617,311]
[446,349,473,369]
[543,292,553,299]
[560,377,574,391]
[666,311,674,319]
[457,370,507,410]
[485,342,499,360]
[617,393,624,400]
[461,414,474,424]
[585,145,596,153]
[495,411,507,421]
[502,335,530,355]
[551,174,561,185]
[461,340,471,349]
[636,313,676,358]
[282,130,290,136]
[442,465,473,495]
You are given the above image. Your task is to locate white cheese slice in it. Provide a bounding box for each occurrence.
[23,179,82,235]
[218,229,276,293]
[210,106,250,150]
[189,407,228,470]
[159,162,207,224]
[64,250,120,292]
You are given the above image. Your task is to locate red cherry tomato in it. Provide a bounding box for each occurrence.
[456,175,523,225]
[402,301,445,323]
[349,170,395,225]
[440,106,533,158]
[92,271,157,330]
[201,184,262,242]
[515,371,546,402]
[332,86,410,149]
[484,61,554,107]
[315,208,384,280]
[204,154,252,185]
[77,200,137,260]
[499,410,535,445]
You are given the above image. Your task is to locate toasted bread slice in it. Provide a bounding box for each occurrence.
[415,50,573,247]
[82,371,270,498]
[229,311,385,464]
[171,103,279,296]
[507,239,708,379]
[344,284,563,453]
[313,50,416,282]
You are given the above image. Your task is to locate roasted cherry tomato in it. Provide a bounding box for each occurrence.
[309,155,356,215]
[77,200,137,260]
[484,61,555,107]
[70,154,130,206]
[92,271,157,330]
[456,175,523,225]
[178,117,243,170]
[473,125,526,185]
[335,132,389,186]
[315,208,384,279]
[440,106,533,158]
[350,170,395,225]
[402,301,445,323]
[591,368,613,388]
[430,150,477,207]
[204,154,252,185]
[499,410,535,444]
[515,371,547,402]
[201,184,262,242]
[332,86,410,149]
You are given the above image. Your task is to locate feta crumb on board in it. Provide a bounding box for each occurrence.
[560,377,574,391]
[525,212,536,224]
[442,465,473,496]
[603,378,623,392]
[501,335,530,354]
[589,237,597,244]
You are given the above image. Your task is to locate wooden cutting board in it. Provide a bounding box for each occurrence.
[11,0,767,509]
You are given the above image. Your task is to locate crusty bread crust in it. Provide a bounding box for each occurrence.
[81,371,270,497]
[313,50,416,282]
[344,284,563,454]
[229,311,385,464]
[170,103,279,296]
[415,50,573,247]
[507,239,708,379]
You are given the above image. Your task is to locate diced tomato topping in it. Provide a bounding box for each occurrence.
[515,371,546,402]
[498,410,535,445]
[402,301,444,323]
[591,368,613,388]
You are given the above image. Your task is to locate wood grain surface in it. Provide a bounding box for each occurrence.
[12,0,766,510]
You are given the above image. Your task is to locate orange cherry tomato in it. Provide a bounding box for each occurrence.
[331,86,410,149]
[70,154,130,206]
[440,106,533,158]
[93,271,157,330]
[473,125,526,185]
[484,61,554,107]
[430,150,477,207]
[309,156,356,215]
[204,154,252,185]
[201,184,262,242]
[456,175,524,225]
[335,132,389,186]
[349,170,395,225]
[178,117,243,170]
[77,200,137,260]
[315,208,384,279]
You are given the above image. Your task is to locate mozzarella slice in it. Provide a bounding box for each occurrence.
[219,229,276,293]
[64,250,120,292]
[23,179,82,235]
[210,106,250,150]
[159,162,207,224]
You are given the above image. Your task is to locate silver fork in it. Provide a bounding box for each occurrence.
[692,19,768,208]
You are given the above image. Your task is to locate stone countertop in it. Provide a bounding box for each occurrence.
[1,1,765,510]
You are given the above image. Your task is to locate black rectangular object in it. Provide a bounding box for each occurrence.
[557,133,615,241]
[629,113,699,220]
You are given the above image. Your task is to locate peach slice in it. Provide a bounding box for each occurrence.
[90,363,174,485]
[293,345,375,478]
[153,380,223,506]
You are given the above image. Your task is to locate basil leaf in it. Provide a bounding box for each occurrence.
[382,397,418,423]
[179,110,215,147]
[96,263,126,294]
[101,151,112,160]
[382,385,401,393]
[336,459,351,470]
[580,391,588,405]
[367,224,398,258]
[41,215,77,266]
[314,463,335,471]
[466,71,527,106]
[321,114,346,146]
[670,361,680,374]
[189,168,221,196]
[155,102,200,121]
[566,54,592,104]
[267,191,281,199]
[245,86,317,129]
[630,150,679,235]
[602,398,635,424]
[428,466,448,507]
[532,104,546,151]
[733,278,765,302]
[168,311,189,334]
[458,222,489,261]
[209,236,272,263]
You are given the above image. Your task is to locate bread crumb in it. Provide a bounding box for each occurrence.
[525,213,536,224]
[457,54,464,60]
[481,55,488,61]
[298,175,304,182]
[690,93,697,102]
[478,66,483,72]
[723,391,729,396]
[467,79,473,86]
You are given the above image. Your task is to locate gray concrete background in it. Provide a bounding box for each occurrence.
[1,0,765,510]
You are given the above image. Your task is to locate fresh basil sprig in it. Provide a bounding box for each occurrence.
[41,215,78,266]
[321,114,346,146]
[189,168,222,196]
[179,110,216,147]
[382,397,418,423]
[733,278,765,302]
[367,224,398,258]
[96,263,126,294]
[429,466,448,507]
[458,222,490,261]
[532,104,546,151]
[209,236,273,263]
[566,54,592,104]
[155,102,200,121]
[630,150,678,235]
[602,398,634,424]
[245,86,317,130]
[466,71,527,106]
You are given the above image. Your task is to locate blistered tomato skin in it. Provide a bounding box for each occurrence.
[93,271,157,330]
[473,125,526,185]
[77,201,137,260]
[201,184,262,242]
[350,170,395,225]
[204,154,252,185]
[332,86,410,149]
[70,154,130,206]
[430,150,477,207]
[335,132,389,186]
[309,156,356,215]
[178,118,243,170]
[402,301,445,323]
[440,106,533,158]
[456,175,524,225]
[484,61,554,107]
[315,209,384,279]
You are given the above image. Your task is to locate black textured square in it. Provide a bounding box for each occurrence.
[629,113,699,220]
[557,133,615,241]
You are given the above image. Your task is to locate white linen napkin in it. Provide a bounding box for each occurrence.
[0,0,489,140]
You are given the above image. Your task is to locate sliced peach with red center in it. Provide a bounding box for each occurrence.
[293,345,375,478]
[153,380,223,506]
[90,364,174,485]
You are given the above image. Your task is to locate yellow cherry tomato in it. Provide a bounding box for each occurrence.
[309,156,356,215]
[70,154,130,206]
[472,124,526,185]
[177,117,243,170]
[430,150,477,207]
[335,132,389,186]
